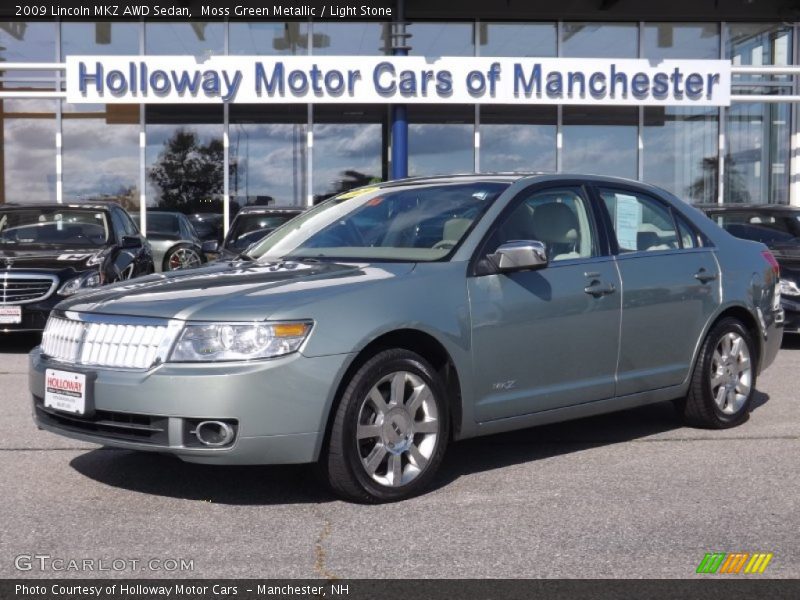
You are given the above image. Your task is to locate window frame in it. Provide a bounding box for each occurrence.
[469,180,612,277]
[590,184,709,256]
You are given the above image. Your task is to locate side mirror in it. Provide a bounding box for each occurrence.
[488,240,548,273]
[201,240,220,254]
[121,235,142,249]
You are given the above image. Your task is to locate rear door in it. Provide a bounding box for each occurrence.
[594,185,721,395]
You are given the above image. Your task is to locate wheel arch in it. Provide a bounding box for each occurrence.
[320,328,465,459]
[692,304,763,380]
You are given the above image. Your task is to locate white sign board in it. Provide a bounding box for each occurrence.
[66,56,731,106]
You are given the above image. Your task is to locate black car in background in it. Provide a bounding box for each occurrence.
[212,206,305,260]
[0,203,154,332]
[189,213,225,244]
[698,203,800,331]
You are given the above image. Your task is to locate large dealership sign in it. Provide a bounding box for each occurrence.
[66,56,731,106]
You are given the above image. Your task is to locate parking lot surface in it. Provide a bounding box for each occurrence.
[1,333,797,579]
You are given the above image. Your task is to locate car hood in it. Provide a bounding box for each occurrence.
[56,260,415,321]
[767,241,800,262]
[0,247,102,271]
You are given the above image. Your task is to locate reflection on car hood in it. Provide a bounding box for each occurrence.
[56,260,415,321]
[0,248,101,270]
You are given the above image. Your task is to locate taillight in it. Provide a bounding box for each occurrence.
[762,250,780,276]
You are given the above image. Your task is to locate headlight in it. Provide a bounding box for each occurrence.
[779,278,800,297]
[168,321,312,362]
[57,271,103,296]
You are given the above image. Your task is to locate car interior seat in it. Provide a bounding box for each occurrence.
[531,202,580,261]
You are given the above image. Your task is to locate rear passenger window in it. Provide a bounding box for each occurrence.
[675,214,698,249]
[599,189,679,253]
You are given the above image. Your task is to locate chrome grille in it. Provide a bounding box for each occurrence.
[41,314,176,369]
[1,273,57,304]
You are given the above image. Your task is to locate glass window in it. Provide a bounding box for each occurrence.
[61,22,139,56]
[311,22,389,55]
[2,99,56,203]
[0,207,109,247]
[600,188,680,253]
[145,106,224,214]
[313,105,384,203]
[408,106,474,177]
[145,22,224,56]
[709,212,800,244]
[561,23,638,58]
[642,23,719,59]
[477,23,556,57]
[250,181,510,262]
[562,107,638,179]
[725,103,790,204]
[479,106,556,173]
[643,107,718,204]
[230,105,308,207]
[62,103,139,208]
[0,22,57,88]
[229,22,310,55]
[675,214,698,249]
[407,23,474,56]
[725,24,793,205]
[486,187,596,261]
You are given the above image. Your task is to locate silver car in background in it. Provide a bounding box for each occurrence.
[30,174,783,502]
[132,211,208,272]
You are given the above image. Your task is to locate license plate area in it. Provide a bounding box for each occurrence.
[44,368,95,416]
[0,305,21,324]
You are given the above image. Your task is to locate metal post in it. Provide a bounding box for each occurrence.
[390,0,409,180]
[791,23,800,206]
[55,20,62,203]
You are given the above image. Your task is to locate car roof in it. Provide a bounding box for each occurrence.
[375,172,675,194]
[0,202,118,211]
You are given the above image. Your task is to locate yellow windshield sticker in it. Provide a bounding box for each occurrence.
[336,186,380,200]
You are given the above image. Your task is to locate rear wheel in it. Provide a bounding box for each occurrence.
[677,317,756,429]
[324,349,449,503]
[163,244,203,271]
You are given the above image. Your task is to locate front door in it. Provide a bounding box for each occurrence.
[468,184,621,422]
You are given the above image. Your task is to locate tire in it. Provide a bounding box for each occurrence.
[677,317,757,429]
[163,244,203,271]
[323,349,450,503]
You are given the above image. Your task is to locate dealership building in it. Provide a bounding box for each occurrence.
[1,0,799,233]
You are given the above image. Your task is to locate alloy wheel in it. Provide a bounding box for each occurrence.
[356,371,440,487]
[710,331,752,415]
[168,248,202,270]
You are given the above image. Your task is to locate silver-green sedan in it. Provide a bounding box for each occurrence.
[29,174,783,502]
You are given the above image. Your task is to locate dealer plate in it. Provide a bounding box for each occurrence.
[0,305,21,324]
[44,369,87,415]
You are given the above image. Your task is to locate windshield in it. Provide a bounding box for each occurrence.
[134,213,180,235]
[711,212,800,245]
[227,214,298,252]
[250,182,510,262]
[0,208,110,248]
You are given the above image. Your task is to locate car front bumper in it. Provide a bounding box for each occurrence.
[29,348,353,465]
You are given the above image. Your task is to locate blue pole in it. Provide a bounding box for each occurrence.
[390,2,408,180]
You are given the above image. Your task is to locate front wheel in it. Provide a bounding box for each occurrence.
[324,349,449,503]
[677,317,757,429]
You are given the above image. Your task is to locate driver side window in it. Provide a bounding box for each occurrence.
[487,188,596,262]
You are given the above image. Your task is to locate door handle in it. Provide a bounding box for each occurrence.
[584,280,616,297]
[694,269,718,284]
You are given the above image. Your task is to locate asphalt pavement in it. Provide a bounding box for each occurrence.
[1,333,797,579]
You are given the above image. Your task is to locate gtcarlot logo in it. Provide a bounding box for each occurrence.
[696,552,773,574]
[14,554,194,572]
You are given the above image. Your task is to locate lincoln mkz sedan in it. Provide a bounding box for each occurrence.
[29,175,783,502]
